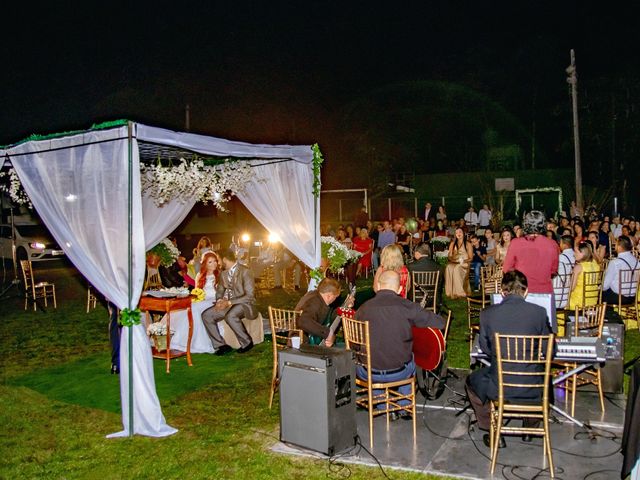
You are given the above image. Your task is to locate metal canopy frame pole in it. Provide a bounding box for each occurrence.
[127,121,134,437]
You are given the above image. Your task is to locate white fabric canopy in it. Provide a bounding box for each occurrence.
[0,121,320,438]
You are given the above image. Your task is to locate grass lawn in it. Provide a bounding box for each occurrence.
[1,263,636,479]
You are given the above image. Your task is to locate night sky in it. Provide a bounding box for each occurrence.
[2,2,639,192]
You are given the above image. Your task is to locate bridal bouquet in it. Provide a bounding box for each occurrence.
[190,288,206,302]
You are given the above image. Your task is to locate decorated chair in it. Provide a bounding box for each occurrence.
[20,260,57,311]
[342,316,417,449]
[490,333,555,477]
[267,307,302,408]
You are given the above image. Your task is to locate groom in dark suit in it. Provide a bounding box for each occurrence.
[202,248,258,355]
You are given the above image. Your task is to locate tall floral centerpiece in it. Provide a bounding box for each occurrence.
[146,238,180,268]
[311,236,362,281]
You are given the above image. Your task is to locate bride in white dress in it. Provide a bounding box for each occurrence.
[163,252,219,353]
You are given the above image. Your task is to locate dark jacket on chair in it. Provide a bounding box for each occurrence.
[469,294,551,403]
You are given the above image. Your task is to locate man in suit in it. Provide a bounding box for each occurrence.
[202,248,258,355]
[408,243,440,274]
[466,269,552,446]
[424,202,436,223]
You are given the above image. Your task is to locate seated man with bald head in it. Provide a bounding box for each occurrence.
[355,270,445,419]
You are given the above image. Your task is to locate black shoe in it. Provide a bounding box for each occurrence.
[483,433,506,449]
[522,434,533,443]
[399,412,413,421]
[111,365,119,375]
[214,345,233,356]
[238,341,254,353]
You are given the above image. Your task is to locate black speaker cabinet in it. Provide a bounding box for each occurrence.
[279,345,357,456]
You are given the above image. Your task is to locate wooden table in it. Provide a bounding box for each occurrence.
[139,295,194,373]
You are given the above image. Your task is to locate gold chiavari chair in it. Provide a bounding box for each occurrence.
[269,306,303,408]
[616,269,639,331]
[411,270,440,312]
[342,316,417,449]
[267,307,302,409]
[20,260,57,311]
[480,265,503,307]
[467,297,484,357]
[562,303,607,416]
[490,333,555,477]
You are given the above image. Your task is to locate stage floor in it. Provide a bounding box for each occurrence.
[272,368,625,480]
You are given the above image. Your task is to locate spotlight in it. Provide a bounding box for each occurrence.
[241,233,251,243]
[268,232,280,243]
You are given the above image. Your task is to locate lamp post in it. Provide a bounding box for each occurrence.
[567,49,583,212]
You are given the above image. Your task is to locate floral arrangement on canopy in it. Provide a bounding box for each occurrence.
[140,158,253,211]
[146,238,181,267]
[0,156,254,213]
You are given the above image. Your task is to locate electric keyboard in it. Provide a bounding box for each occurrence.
[555,337,606,362]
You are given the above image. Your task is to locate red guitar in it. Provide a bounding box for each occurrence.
[412,326,445,372]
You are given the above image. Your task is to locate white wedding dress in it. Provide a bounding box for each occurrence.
[161,274,216,353]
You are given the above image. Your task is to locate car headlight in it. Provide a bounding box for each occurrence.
[30,242,46,250]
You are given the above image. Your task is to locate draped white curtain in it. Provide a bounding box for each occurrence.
[1,122,319,438]
[6,127,177,438]
[142,192,198,250]
[237,160,319,270]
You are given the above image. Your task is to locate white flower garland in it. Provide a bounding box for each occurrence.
[0,168,32,208]
[140,158,253,210]
[2,158,253,211]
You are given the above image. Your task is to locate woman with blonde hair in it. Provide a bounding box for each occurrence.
[568,241,601,310]
[373,244,411,298]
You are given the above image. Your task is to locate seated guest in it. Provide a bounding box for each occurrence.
[494,227,513,266]
[602,235,639,305]
[483,227,497,265]
[466,270,552,447]
[353,227,374,277]
[374,244,411,298]
[295,278,347,346]
[396,225,411,257]
[272,246,302,290]
[355,270,445,417]
[445,227,473,299]
[202,249,258,355]
[587,230,607,265]
[568,241,600,310]
[553,235,575,310]
[470,234,487,292]
[408,243,440,274]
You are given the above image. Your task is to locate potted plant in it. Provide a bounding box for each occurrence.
[146,238,180,268]
[147,322,175,352]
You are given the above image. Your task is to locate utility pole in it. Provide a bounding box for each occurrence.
[566,49,583,211]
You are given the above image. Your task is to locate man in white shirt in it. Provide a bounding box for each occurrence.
[557,235,575,276]
[478,204,492,229]
[464,206,479,229]
[602,236,639,304]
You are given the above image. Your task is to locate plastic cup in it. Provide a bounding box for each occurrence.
[291,336,301,349]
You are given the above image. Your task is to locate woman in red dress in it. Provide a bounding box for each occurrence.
[353,227,374,277]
